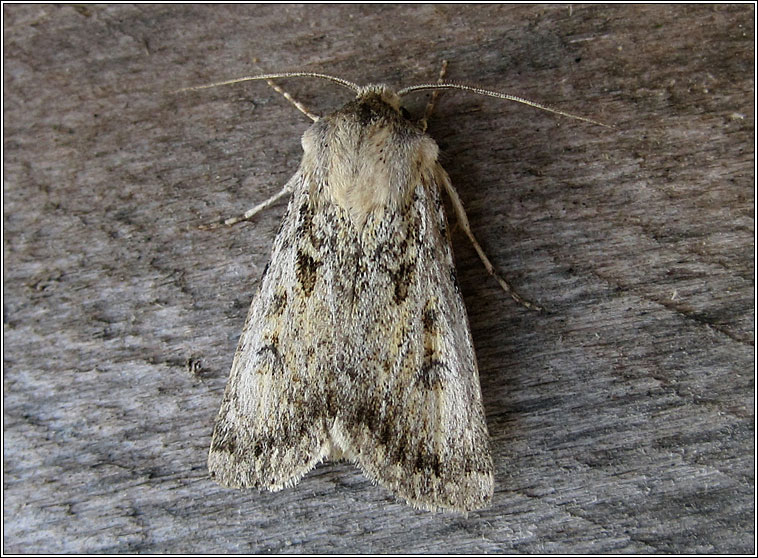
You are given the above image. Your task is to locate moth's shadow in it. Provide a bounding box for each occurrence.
[425,97,564,472]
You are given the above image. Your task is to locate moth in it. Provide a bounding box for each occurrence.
[182,65,603,512]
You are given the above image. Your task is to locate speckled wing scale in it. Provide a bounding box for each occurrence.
[208,84,494,512]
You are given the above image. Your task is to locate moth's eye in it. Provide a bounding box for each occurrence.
[400,107,411,120]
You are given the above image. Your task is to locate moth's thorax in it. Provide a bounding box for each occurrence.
[300,86,439,226]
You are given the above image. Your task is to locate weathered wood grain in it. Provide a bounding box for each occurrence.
[4,4,753,553]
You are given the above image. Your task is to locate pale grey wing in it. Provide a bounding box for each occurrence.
[208,170,343,490]
[332,165,494,512]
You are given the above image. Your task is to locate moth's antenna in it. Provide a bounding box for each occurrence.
[398,82,610,128]
[174,72,361,94]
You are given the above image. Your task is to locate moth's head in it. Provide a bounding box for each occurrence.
[357,85,402,111]
[343,85,416,126]
[302,83,440,227]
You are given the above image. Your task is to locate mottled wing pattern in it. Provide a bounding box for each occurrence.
[209,88,493,512]
[208,170,343,490]
[332,165,494,512]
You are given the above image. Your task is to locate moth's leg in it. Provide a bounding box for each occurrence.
[419,60,449,133]
[442,178,543,311]
[199,182,294,230]
[200,75,311,230]
[265,79,320,122]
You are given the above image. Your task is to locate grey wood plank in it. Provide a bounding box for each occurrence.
[4,4,753,553]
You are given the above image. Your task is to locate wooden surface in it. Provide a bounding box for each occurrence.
[4,4,754,553]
